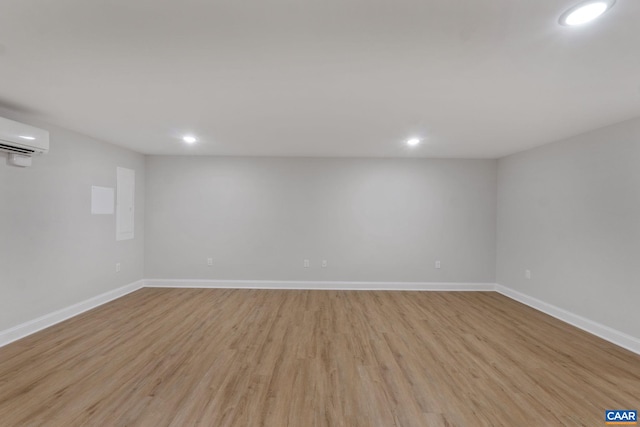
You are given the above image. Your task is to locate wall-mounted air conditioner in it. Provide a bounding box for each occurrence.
[0,116,49,167]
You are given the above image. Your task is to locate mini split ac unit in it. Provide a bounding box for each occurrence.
[0,116,49,167]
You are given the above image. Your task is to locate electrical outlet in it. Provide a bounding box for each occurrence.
[525,269,531,280]
[116,263,121,273]
[207,258,213,266]
[435,260,441,269]
[304,259,310,268]
[321,260,328,268]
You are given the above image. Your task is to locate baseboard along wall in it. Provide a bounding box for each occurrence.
[494,284,640,356]
[0,280,145,348]
[1,279,638,356]
[144,279,496,291]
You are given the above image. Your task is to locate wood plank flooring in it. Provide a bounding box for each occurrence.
[0,289,638,426]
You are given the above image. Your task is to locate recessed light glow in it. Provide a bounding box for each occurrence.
[182,135,197,144]
[560,1,613,26]
[407,138,421,147]
[19,135,36,140]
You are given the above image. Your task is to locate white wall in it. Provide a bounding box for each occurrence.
[0,109,145,331]
[145,156,497,283]
[3,106,638,347]
[497,118,640,339]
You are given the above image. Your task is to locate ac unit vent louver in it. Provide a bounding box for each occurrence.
[0,142,35,155]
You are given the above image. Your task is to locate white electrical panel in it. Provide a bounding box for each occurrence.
[116,167,135,241]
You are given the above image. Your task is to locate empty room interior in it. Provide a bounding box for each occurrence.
[1,0,639,426]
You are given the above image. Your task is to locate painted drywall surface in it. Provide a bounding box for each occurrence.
[0,109,145,331]
[497,118,640,339]
[145,157,497,283]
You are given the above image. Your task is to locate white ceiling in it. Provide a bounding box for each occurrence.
[1,0,639,158]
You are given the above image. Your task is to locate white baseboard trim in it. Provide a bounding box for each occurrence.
[3,279,638,357]
[495,284,640,356]
[0,280,145,348]
[144,279,496,292]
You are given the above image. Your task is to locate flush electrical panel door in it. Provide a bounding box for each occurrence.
[116,167,135,241]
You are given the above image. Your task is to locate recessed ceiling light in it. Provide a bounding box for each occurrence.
[19,135,36,140]
[559,1,614,26]
[182,135,197,144]
[407,138,421,147]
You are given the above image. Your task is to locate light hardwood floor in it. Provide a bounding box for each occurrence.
[0,289,638,426]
